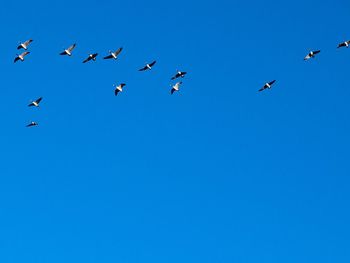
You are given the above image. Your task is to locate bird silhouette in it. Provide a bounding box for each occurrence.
[304,50,321,60]
[60,43,76,56]
[28,97,43,107]
[171,82,182,94]
[139,61,156,71]
[17,39,33,50]
[83,53,98,63]
[114,83,126,96]
[14,51,30,63]
[26,121,38,127]
[104,48,123,60]
[337,40,350,48]
[259,80,276,92]
[171,71,187,80]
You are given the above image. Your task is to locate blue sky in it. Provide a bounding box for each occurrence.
[0,0,349,262]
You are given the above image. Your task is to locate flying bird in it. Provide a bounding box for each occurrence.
[171,82,182,95]
[114,83,126,96]
[17,39,33,50]
[103,47,123,60]
[304,50,321,60]
[26,121,38,127]
[171,71,187,80]
[28,97,43,107]
[14,51,30,63]
[259,80,276,92]
[60,43,76,56]
[337,40,350,48]
[83,53,98,63]
[139,60,156,71]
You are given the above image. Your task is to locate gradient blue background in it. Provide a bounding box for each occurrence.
[0,0,349,262]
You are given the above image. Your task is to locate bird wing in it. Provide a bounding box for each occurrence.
[149,60,156,67]
[114,47,123,57]
[67,44,76,52]
[114,89,120,96]
[338,42,346,48]
[35,97,42,104]
[171,88,175,94]
[313,50,321,54]
[175,82,182,89]
[14,57,20,63]
[83,55,92,63]
[28,102,34,107]
[24,39,33,46]
[269,80,276,85]
[258,87,265,92]
[103,54,113,59]
[21,51,30,57]
[171,72,180,80]
[139,66,148,71]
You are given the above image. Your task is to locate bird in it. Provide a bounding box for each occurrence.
[14,51,30,63]
[171,82,182,95]
[60,43,76,56]
[114,83,126,96]
[259,80,276,92]
[139,60,156,71]
[17,39,33,50]
[304,50,321,60]
[26,121,38,127]
[28,97,43,107]
[83,53,98,63]
[103,47,123,60]
[337,40,350,48]
[171,71,187,80]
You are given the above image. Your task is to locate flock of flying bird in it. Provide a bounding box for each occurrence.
[16,38,350,127]
[14,40,188,127]
[257,40,350,92]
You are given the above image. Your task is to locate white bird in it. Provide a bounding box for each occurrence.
[259,80,276,92]
[28,97,43,107]
[26,121,38,127]
[171,81,182,95]
[337,40,350,48]
[139,60,156,71]
[114,83,126,96]
[17,39,33,50]
[304,50,321,60]
[14,51,30,63]
[104,47,123,60]
[60,43,76,56]
[83,53,98,63]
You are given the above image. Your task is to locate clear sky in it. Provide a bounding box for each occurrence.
[0,0,349,262]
